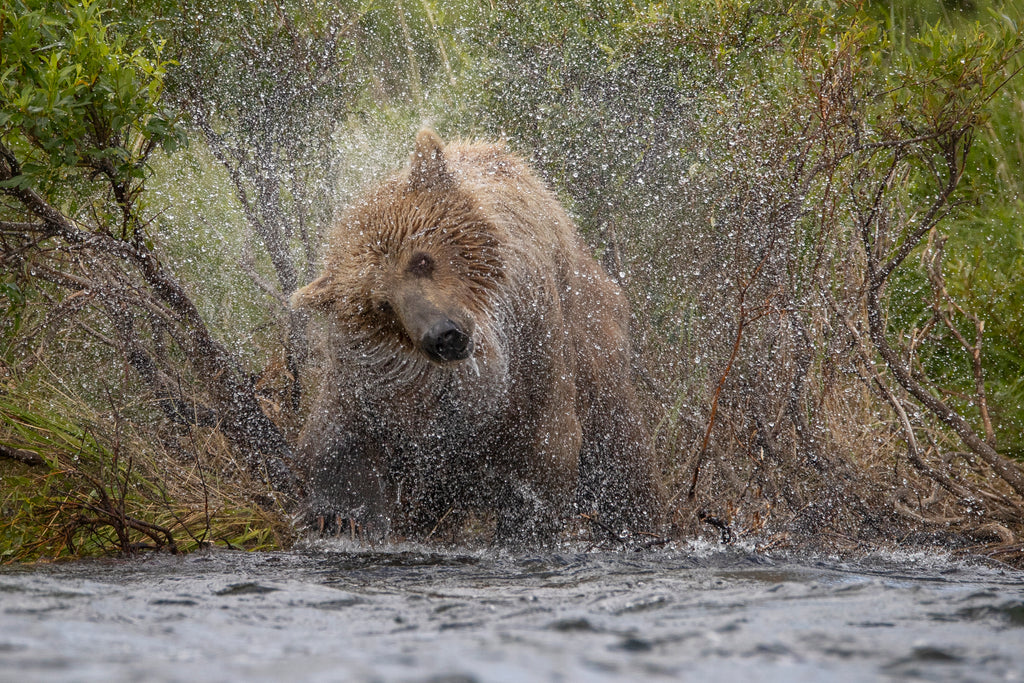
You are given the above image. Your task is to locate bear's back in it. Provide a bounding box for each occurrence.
[442,141,581,257]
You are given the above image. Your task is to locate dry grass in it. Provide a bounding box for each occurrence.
[0,368,295,563]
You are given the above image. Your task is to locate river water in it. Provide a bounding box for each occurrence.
[1,542,1022,682]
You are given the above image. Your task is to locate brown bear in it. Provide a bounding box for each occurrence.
[292,129,663,544]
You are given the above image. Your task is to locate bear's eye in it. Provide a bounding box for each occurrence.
[406,252,434,277]
[376,300,393,316]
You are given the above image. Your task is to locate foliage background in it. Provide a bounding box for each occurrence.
[2,0,1023,560]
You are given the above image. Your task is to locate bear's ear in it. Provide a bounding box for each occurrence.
[290,274,336,312]
[409,128,454,191]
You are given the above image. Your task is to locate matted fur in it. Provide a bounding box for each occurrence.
[294,129,663,543]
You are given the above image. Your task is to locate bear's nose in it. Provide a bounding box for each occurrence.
[423,319,473,362]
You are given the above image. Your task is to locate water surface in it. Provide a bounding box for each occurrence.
[2,544,1023,681]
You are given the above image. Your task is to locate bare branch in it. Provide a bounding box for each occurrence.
[0,443,45,466]
[0,141,299,497]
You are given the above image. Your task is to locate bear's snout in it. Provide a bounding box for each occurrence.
[423,319,474,362]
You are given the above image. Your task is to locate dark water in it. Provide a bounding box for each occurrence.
[1,542,1023,682]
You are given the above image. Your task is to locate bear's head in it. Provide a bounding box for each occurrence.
[293,130,506,378]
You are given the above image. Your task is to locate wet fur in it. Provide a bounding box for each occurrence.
[294,130,664,543]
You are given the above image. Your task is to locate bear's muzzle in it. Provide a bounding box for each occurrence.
[423,319,474,362]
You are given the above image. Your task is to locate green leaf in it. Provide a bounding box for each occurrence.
[0,174,31,189]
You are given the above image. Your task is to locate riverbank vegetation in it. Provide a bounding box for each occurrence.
[2,0,1023,564]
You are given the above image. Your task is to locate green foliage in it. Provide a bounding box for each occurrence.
[863,1,1024,456]
[476,2,793,348]
[947,38,1024,455]
[169,0,355,146]
[0,0,184,232]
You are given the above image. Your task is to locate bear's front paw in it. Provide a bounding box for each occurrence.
[301,501,390,541]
